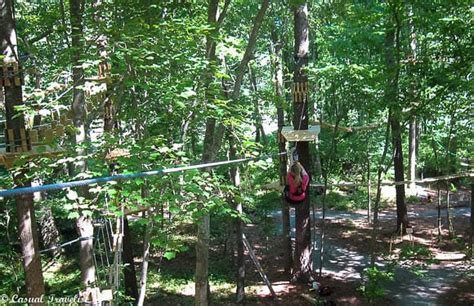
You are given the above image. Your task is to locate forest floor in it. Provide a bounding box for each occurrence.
[145,188,473,305]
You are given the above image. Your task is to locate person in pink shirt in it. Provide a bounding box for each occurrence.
[285,161,310,204]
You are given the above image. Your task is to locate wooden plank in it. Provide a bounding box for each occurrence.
[3,66,10,87]
[7,129,14,152]
[20,128,28,151]
[281,125,320,142]
[39,127,47,142]
[55,125,65,137]
[44,128,54,143]
[29,130,39,144]
[13,62,20,86]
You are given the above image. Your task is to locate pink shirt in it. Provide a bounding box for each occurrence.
[287,173,310,202]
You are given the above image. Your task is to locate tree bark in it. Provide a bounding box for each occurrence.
[271,27,292,275]
[122,218,139,301]
[408,4,418,191]
[385,1,408,233]
[408,117,417,191]
[230,0,270,101]
[195,1,270,303]
[437,185,442,238]
[249,65,266,144]
[470,180,473,260]
[137,210,154,306]
[229,134,245,303]
[391,117,408,232]
[92,0,115,133]
[446,183,454,238]
[370,116,391,266]
[292,2,312,283]
[76,216,95,285]
[195,2,219,304]
[1,0,45,300]
[70,0,96,286]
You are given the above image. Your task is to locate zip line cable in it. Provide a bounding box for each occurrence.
[0,152,287,198]
[21,236,93,259]
[38,236,93,254]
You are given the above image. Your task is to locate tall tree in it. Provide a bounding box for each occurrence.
[195,1,269,304]
[228,133,245,303]
[69,0,96,286]
[292,1,312,282]
[385,0,408,232]
[195,1,222,304]
[0,0,45,299]
[407,4,418,191]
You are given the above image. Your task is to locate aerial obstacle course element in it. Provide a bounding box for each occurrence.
[0,118,68,169]
[280,125,320,142]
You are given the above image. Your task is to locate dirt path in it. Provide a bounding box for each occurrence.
[269,204,473,305]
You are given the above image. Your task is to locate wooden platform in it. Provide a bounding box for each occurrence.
[0,146,64,169]
[281,125,320,142]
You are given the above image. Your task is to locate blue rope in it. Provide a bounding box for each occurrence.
[0,152,286,198]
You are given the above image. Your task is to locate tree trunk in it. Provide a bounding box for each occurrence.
[271,27,292,275]
[470,180,473,260]
[249,65,266,144]
[195,1,269,303]
[1,0,45,299]
[123,218,139,301]
[70,0,96,286]
[229,134,245,304]
[230,0,270,101]
[391,117,408,232]
[437,185,442,238]
[407,4,418,192]
[370,117,391,266]
[195,2,219,304]
[92,0,115,133]
[292,2,312,283]
[446,183,454,238]
[385,1,408,233]
[137,210,154,306]
[76,216,95,285]
[408,117,417,191]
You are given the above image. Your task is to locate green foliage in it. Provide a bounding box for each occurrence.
[399,244,432,260]
[1,0,471,299]
[358,266,394,303]
[319,189,372,211]
[0,244,24,296]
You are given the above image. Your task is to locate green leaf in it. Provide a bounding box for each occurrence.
[68,211,80,219]
[163,251,176,260]
[82,210,93,217]
[179,88,196,99]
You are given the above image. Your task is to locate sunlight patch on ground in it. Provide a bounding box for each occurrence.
[149,277,238,298]
[247,281,296,297]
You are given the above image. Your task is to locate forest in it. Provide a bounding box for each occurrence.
[0,0,472,305]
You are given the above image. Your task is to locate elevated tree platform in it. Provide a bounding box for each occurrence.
[0,125,65,169]
[281,125,320,142]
